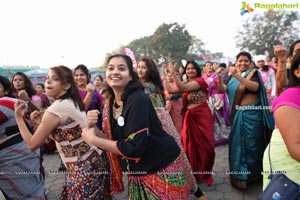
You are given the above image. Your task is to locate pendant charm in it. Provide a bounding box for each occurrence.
[117,116,125,127]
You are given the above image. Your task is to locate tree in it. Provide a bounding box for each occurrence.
[149,22,192,65]
[104,22,208,67]
[185,36,205,61]
[235,10,300,58]
[126,36,152,62]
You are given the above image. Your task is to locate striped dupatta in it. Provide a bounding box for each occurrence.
[102,98,124,195]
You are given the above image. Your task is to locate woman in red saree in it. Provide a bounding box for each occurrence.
[163,60,215,186]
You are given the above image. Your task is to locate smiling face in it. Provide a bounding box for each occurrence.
[105,56,132,92]
[236,55,250,72]
[45,70,69,99]
[186,63,197,80]
[74,69,88,88]
[204,62,213,73]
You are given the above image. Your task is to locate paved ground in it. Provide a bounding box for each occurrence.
[43,144,263,200]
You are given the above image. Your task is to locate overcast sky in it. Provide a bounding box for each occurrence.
[0,0,296,68]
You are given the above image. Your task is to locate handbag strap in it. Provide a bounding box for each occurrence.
[268,137,273,174]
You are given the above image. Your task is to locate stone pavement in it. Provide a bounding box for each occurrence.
[43,144,263,200]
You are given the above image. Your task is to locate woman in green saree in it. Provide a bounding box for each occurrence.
[218,51,273,189]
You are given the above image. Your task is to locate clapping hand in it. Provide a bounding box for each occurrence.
[162,64,169,76]
[168,62,177,75]
[215,67,224,75]
[229,66,238,77]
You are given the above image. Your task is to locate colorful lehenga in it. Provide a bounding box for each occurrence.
[143,82,197,193]
[103,90,190,200]
[47,99,111,199]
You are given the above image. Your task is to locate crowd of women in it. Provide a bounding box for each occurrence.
[0,40,299,199]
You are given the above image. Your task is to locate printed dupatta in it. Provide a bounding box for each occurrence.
[102,98,124,194]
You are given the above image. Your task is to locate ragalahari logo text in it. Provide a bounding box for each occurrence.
[241,2,254,15]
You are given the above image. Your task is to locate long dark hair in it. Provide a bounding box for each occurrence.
[11,72,37,98]
[0,75,14,97]
[184,60,202,78]
[74,64,91,84]
[50,65,85,111]
[287,50,300,88]
[139,57,165,100]
[289,39,300,57]
[105,54,144,101]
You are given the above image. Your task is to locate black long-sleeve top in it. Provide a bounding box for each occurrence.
[110,90,180,175]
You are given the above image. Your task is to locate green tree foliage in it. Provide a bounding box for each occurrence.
[103,22,208,67]
[127,36,152,62]
[236,10,300,58]
[185,36,204,61]
[149,22,192,64]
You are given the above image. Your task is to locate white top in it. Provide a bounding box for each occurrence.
[259,68,277,97]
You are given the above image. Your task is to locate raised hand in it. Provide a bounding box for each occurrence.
[14,100,26,118]
[86,83,95,94]
[215,67,223,75]
[273,45,287,60]
[229,66,238,77]
[18,90,30,101]
[162,64,169,76]
[168,62,177,75]
[86,109,100,128]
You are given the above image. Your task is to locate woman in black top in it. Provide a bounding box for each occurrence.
[82,54,190,199]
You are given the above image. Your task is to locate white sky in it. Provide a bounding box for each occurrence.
[0,0,297,68]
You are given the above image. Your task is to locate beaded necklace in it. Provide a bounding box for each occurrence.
[112,99,123,120]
